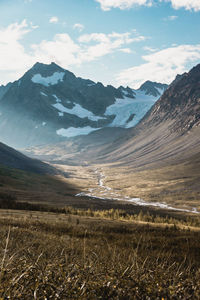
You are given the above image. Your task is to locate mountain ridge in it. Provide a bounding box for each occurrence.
[0,62,168,148]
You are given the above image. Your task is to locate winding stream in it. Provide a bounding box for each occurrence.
[76,168,199,214]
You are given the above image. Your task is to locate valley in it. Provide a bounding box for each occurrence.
[1,1,200,298]
[0,62,200,299]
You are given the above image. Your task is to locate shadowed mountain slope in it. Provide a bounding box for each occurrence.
[0,141,80,208]
[0,141,57,174]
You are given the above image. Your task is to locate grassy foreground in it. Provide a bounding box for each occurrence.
[0,209,200,299]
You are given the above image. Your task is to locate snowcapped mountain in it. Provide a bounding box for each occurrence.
[0,62,168,148]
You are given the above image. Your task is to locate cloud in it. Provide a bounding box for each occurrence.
[143,46,158,52]
[96,0,200,11]
[119,48,132,53]
[0,21,146,84]
[73,23,85,32]
[167,0,200,11]
[30,22,39,29]
[78,31,146,61]
[0,20,35,84]
[163,15,178,21]
[49,16,59,24]
[117,44,200,88]
[32,33,80,66]
[33,31,144,66]
[95,0,152,10]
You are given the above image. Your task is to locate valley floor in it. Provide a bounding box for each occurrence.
[1,161,200,298]
[55,161,200,214]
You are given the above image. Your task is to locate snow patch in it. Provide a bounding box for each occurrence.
[52,102,105,121]
[40,92,47,97]
[53,94,61,103]
[32,72,65,87]
[105,90,159,128]
[56,126,100,137]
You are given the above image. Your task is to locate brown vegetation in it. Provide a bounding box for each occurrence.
[0,209,200,299]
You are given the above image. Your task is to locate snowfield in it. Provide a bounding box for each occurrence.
[105,90,159,128]
[56,126,100,137]
[32,72,65,86]
[52,97,106,121]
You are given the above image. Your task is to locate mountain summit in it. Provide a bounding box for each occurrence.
[139,81,168,97]
[0,62,167,148]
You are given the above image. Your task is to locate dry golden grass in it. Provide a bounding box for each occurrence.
[100,157,200,211]
[0,209,200,299]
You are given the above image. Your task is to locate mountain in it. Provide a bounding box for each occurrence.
[0,62,167,148]
[97,63,200,165]
[33,63,200,171]
[24,63,200,213]
[0,140,79,209]
[0,83,11,100]
[139,64,200,132]
[139,81,168,97]
[0,140,56,174]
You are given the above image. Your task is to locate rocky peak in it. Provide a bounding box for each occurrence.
[139,80,168,97]
[31,62,65,74]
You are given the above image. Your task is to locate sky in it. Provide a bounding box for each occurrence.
[0,0,200,88]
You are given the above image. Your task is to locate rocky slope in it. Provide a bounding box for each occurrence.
[0,62,167,148]
[139,64,200,132]
[97,63,200,166]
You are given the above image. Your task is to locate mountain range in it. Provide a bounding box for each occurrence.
[99,63,200,165]
[0,62,167,148]
[0,61,200,213]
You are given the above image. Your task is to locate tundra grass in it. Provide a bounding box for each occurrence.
[0,209,200,299]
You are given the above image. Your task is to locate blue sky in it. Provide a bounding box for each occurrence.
[0,0,200,87]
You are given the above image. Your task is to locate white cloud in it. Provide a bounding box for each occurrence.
[96,0,200,11]
[30,22,39,29]
[163,15,178,21]
[119,48,132,53]
[96,0,152,10]
[33,31,144,66]
[143,46,158,52]
[167,0,200,11]
[73,23,85,32]
[0,20,35,83]
[117,44,200,88]
[0,21,146,84]
[32,33,80,66]
[49,16,59,24]
[78,31,145,61]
